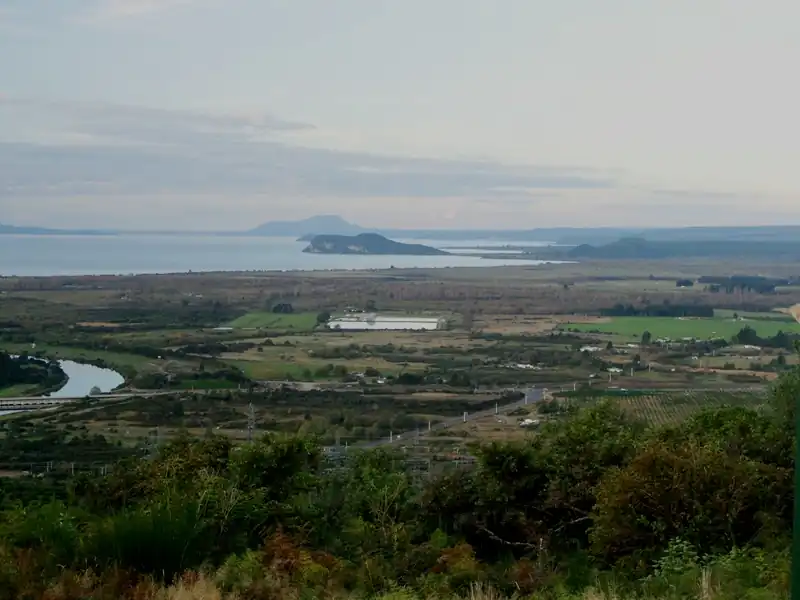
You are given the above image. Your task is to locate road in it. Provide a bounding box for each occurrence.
[0,390,174,408]
[2,382,769,445]
[344,384,768,450]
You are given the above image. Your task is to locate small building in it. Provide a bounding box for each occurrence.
[327,313,446,331]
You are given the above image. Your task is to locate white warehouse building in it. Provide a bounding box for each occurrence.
[327,313,446,331]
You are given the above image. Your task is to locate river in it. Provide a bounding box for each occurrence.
[0,360,125,416]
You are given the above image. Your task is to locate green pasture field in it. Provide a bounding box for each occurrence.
[226,312,318,330]
[0,384,38,398]
[560,315,800,340]
[0,343,152,369]
[225,353,427,381]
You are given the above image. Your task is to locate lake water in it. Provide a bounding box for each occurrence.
[47,360,125,398]
[0,234,555,276]
[0,360,125,416]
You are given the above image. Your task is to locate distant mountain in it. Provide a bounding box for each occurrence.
[565,237,800,260]
[247,215,367,237]
[0,223,60,235]
[0,223,113,236]
[302,233,449,256]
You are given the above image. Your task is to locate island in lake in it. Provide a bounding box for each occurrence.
[302,233,450,256]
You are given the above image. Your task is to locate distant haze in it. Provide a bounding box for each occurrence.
[1,1,799,230]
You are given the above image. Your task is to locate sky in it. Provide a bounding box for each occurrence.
[1,0,799,230]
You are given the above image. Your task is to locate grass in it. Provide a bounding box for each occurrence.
[0,384,38,398]
[227,312,319,330]
[0,343,152,368]
[38,570,787,600]
[226,353,425,380]
[561,315,800,340]
[171,379,243,390]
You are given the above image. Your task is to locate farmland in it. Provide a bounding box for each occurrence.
[1,259,799,599]
[560,314,800,340]
[226,311,319,330]
[1,262,797,424]
[577,390,767,426]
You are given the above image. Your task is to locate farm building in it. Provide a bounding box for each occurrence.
[327,313,446,331]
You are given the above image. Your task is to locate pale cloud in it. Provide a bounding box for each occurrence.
[2,1,799,229]
[1,96,793,230]
[85,0,202,20]
[0,97,614,229]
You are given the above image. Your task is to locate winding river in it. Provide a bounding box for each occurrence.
[0,359,125,416]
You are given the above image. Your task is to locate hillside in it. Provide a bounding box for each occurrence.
[302,233,449,256]
[565,237,800,260]
[247,215,365,237]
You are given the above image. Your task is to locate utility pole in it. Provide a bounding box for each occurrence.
[792,343,800,600]
[247,401,255,442]
[793,389,800,600]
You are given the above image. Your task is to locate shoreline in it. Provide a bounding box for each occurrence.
[0,260,570,279]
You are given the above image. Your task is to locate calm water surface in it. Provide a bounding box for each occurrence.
[0,234,554,276]
[47,360,125,398]
[0,360,125,416]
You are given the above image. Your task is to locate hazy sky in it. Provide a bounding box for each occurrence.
[1,0,799,230]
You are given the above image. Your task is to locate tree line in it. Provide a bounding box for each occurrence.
[0,351,65,390]
[0,365,797,598]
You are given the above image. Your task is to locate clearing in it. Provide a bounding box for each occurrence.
[560,315,800,340]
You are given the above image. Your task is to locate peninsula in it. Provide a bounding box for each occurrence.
[302,233,449,256]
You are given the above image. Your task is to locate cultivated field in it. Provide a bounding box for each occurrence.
[561,315,800,340]
[226,311,319,330]
[612,390,767,426]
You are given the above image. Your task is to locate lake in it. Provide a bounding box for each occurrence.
[0,234,555,276]
[0,360,125,417]
[47,360,125,398]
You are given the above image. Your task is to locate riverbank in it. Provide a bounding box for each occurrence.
[1,354,68,398]
[3,355,124,402]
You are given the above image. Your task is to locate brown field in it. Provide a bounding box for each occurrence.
[687,366,778,381]
[791,304,800,323]
[4,260,800,319]
[474,314,611,335]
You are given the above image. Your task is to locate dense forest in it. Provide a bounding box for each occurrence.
[0,365,798,598]
[599,303,714,318]
[0,351,65,391]
[734,326,800,350]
